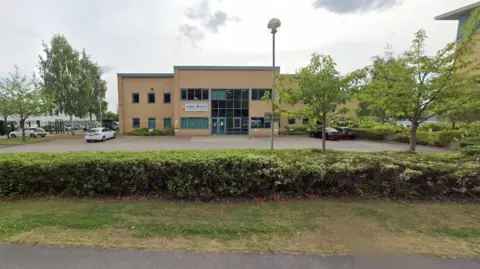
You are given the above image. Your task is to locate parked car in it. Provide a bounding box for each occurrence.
[84,128,116,142]
[9,128,47,138]
[334,127,357,140]
[309,127,342,140]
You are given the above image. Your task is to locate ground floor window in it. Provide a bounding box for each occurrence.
[302,118,309,124]
[148,117,156,129]
[180,117,209,129]
[132,118,140,128]
[251,117,271,129]
[288,119,295,125]
[163,117,171,129]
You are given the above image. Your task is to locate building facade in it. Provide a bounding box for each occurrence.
[435,2,480,39]
[117,66,357,136]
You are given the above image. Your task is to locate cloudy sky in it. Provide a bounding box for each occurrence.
[0,0,473,111]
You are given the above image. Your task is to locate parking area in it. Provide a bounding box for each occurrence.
[0,136,451,153]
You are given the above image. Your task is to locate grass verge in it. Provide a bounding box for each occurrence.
[0,199,479,257]
[0,137,53,145]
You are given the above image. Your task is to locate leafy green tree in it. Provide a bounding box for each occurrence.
[0,66,52,140]
[0,91,14,135]
[276,53,356,152]
[103,111,118,121]
[355,9,480,151]
[38,35,82,133]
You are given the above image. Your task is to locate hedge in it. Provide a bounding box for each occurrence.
[127,128,174,136]
[353,128,464,147]
[0,150,479,200]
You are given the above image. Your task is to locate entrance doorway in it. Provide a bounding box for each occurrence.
[211,118,226,135]
[211,89,249,135]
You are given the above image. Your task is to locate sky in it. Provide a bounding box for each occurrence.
[0,0,473,112]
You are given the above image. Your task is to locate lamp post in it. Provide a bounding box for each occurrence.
[267,18,281,150]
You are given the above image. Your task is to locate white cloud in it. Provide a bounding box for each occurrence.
[0,0,472,111]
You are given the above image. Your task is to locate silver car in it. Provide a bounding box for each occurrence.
[9,128,47,138]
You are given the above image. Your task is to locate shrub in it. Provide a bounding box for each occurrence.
[460,145,480,156]
[418,123,449,132]
[127,128,174,136]
[459,137,480,148]
[0,150,478,200]
[281,125,311,136]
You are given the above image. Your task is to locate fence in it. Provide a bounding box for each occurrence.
[0,119,116,135]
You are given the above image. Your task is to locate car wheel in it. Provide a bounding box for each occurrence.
[30,134,36,138]
[112,133,116,139]
[85,140,90,143]
[102,136,106,142]
[10,134,16,138]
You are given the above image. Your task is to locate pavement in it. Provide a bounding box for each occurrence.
[1,243,478,269]
[0,136,450,153]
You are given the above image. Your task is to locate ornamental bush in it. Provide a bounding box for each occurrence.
[127,128,174,136]
[0,150,478,200]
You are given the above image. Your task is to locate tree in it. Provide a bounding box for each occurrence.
[38,35,82,134]
[0,66,51,140]
[355,9,480,151]
[276,53,356,152]
[103,111,118,121]
[0,91,14,135]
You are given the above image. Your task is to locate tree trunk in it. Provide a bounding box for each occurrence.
[70,115,75,135]
[321,113,327,153]
[409,122,418,152]
[20,120,26,141]
[452,121,456,129]
[3,116,8,138]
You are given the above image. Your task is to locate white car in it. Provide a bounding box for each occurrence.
[9,128,47,138]
[84,128,116,142]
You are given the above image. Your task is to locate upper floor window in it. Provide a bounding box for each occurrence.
[164,93,171,103]
[148,93,155,104]
[132,93,140,103]
[251,89,272,101]
[180,88,209,100]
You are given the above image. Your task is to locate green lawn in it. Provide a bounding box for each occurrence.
[0,137,52,145]
[0,200,479,257]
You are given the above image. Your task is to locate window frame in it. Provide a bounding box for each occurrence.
[147,92,156,104]
[180,117,209,129]
[163,117,172,129]
[302,118,309,125]
[163,92,171,104]
[132,117,140,129]
[287,119,296,125]
[251,89,273,101]
[148,117,156,129]
[251,117,271,129]
[180,88,209,101]
[132,93,140,104]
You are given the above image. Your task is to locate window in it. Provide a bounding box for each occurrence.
[251,89,272,101]
[163,93,171,103]
[180,117,209,129]
[302,118,309,124]
[148,117,156,129]
[288,119,295,125]
[132,93,140,103]
[251,117,271,129]
[163,117,172,129]
[148,93,155,104]
[180,89,209,100]
[132,118,140,128]
[332,108,336,113]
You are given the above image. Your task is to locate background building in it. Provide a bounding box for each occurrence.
[117,66,358,136]
[435,1,480,40]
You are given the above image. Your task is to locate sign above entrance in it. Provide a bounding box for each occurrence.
[185,104,208,111]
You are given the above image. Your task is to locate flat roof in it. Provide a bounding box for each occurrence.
[435,1,480,20]
[117,73,174,78]
[173,66,280,71]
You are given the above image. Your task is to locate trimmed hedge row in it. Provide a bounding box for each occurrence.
[127,128,174,136]
[0,150,479,200]
[353,128,464,147]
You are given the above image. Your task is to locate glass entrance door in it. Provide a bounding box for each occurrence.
[211,118,226,135]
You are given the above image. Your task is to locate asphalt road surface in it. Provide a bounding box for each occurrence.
[0,136,450,153]
[1,243,478,269]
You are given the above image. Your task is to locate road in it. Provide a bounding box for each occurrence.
[1,243,478,269]
[0,136,450,153]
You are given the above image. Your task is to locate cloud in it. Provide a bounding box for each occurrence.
[178,0,240,46]
[312,0,401,14]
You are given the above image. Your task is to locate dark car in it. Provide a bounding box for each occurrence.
[334,127,357,140]
[309,127,342,140]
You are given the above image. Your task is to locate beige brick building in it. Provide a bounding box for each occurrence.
[117,66,358,136]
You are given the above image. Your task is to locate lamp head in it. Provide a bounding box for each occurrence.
[267,18,281,34]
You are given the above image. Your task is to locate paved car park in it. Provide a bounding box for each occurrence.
[0,136,450,153]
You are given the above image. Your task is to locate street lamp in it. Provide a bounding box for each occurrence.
[267,18,281,150]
